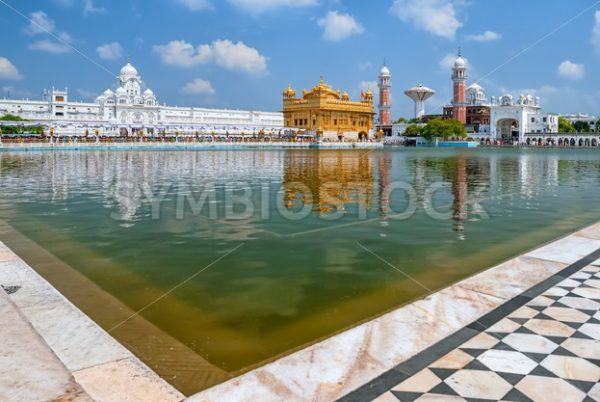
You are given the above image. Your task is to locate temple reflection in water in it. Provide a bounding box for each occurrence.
[1,149,598,240]
[282,151,375,215]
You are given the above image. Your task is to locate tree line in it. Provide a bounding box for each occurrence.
[402,118,467,140]
[0,114,45,135]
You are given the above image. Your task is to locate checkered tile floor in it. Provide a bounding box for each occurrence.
[368,264,600,402]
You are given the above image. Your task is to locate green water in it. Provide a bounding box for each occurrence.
[1,147,599,391]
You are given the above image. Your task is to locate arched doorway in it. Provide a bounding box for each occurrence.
[593,139,598,147]
[585,138,591,147]
[497,119,519,142]
[578,139,584,147]
[119,127,129,137]
[570,138,576,146]
[358,131,367,141]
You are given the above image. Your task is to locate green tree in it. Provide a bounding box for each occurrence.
[558,116,576,133]
[421,118,467,141]
[0,114,43,135]
[572,120,590,133]
[393,117,407,124]
[403,124,423,137]
[596,120,600,133]
[0,114,26,121]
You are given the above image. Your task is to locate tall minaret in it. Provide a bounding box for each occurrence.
[378,62,392,126]
[452,48,467,125]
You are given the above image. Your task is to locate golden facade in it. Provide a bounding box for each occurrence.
[282,77,375,140]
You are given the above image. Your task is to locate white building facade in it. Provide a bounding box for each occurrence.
[0,62,284,136]
[489,94,558,143]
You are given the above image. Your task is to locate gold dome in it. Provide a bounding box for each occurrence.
[283,84,296,99]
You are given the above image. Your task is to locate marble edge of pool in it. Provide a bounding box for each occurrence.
[0,242,186,402]
[185,221,600,402]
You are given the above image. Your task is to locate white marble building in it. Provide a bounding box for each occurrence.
[0,62,284,136]
[459,79,558,142]
[489,94,558,142]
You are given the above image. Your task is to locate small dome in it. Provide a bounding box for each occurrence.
[467,82,483,91]
[103,88,114,97]
[120,62,138,77]
[380,65,390,76]
[143,88,155,98]
[454,56,466,68]
[282,84,296,98]
[115,87,127,96]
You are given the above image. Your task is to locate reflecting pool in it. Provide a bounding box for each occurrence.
[1,148,599,394]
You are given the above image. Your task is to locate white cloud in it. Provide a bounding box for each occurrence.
[0,57,23,80]
[181,78,216,95]
[439,53,467,70]
[317,11,364,42]
[154,39,267,74]
[28,40,71,54]
[175,0,213,11]
[390,0,462,39]
[83,0,108,15]
[27,11,55,35]
[212,40,268,74]
[153,40,212,67]
[26,11,72,54]
[466,30,501,42]
[592,11,600,51]
[226,0,317,14]
[558,60,585,80]
[96,42,123,60]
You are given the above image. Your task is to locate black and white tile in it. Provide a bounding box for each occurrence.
[344,264,600,402]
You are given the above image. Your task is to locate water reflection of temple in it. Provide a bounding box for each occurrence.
[282,151,376,215]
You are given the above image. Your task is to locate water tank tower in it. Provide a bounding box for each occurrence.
[404,85,436,119]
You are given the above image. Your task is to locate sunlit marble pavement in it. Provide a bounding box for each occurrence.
[188,222,600,402]
[0,242,184,402]
[356,263,600,402]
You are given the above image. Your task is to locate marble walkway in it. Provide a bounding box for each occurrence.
[0,241,184,402]
[339,253,600,402]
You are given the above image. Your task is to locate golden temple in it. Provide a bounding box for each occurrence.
[282,77,375,141]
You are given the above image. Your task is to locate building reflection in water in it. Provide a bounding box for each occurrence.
[0,149,592,241]
[282,151,376,216]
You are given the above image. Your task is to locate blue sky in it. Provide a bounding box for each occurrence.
[1,0,600,117]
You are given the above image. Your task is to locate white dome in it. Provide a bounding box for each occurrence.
[103,88,114,97]
[380,65,390,76]
[120,62,138,77]
[115,87,127,96]
[466,82,486,104]
[454,56,466,68]
[143,88,155,98]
